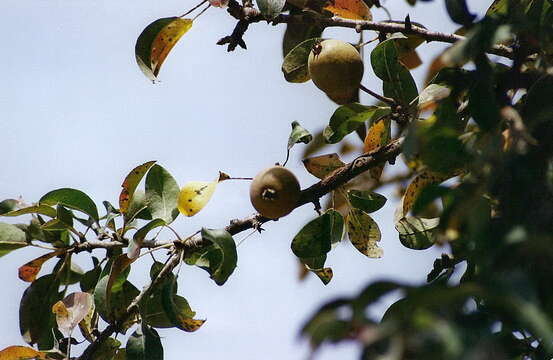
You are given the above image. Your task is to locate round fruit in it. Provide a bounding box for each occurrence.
[308,39,364,105]
[249,166,301,219]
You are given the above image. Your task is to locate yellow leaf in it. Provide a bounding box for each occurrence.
[0,345,46,360]
[402,171,451,217]
[303,153,345,179]
[346,208,382,258]
[176,317,205,332]
[364,118,391,180]
[177,181,217,217]
[18,250,64,283]
[135,18,193,80]
[323,0,372,20]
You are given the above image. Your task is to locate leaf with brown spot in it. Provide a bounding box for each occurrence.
[119,161,156,218]
[311,268,333,285]
[135,18,193,80]
[0,345,46,360]
[52,292,93,337]
[303,153,345,179]
[363,118,391,180]
[346,208,382,258]
[323,0,372,20]
[18,250,64,282]
[402,171,452,218]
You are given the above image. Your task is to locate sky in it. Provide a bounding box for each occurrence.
[0,0,491,359]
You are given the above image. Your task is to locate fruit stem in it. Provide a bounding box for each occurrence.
[359,84,395,105]
[179,0,208,17]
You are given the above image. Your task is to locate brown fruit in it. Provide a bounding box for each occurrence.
[249,166,301,219]
[308,39,364,104]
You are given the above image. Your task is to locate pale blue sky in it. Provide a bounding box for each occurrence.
[0,1,490,359]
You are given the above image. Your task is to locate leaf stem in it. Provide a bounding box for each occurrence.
[192,3,211,21]
[179,0,208,17]
[359,84,395,105]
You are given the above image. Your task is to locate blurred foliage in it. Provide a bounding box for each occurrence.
[2,0,553,359]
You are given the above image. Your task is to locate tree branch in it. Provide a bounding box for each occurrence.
[76,137,404,359]
[221,5,513,58]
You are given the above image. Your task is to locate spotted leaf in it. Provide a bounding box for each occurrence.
[346,208,382,258]
[303,153,345,179]
[135,18,193,80]
[177,181,217,217]
[119,161,156,218]
[363,117,391,180]
[402,171,452,217]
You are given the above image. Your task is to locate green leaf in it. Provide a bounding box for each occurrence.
[91,337,121,360]
[282,37,321,83]
[160,277,205,332]
[129,219,166,259]
[282,18,324,57]
[145,165,179,224]
[200,228,237,286]
[346,208,382,258]
[135,18,193,80]
[395,216,438,250]
[324,104,391,144]
[0,223,28,257]
[80,257,102,293]
[0,199,18,214]
[142,293,196,329]
[291,209,344,258]
[39,188,99,223]
[347,190,387,213]
[19,274,62,350]
[0,204,57,218]
[371,37,418,105]
[288,121,313,150]
[445,0,476,25]
[56,205,74,228]
[257,0,286,19]
[524,75,553,129]
[126,324,163,360]
[441,19,511,67]
[126,190,152,223]
[94,275,139,325]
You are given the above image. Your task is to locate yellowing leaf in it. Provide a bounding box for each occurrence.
[311,268,333,285]
[176,318,206,332]
[177,181,217,217]
[303,153,345,179]
[135,18,193,80]
[119,161,156,216]
[346,208,382,258]
[363,118,391,181]
[18,250,64,282]
[402,171,451,217]
[323,0,372,20]
[0,345,46,360]
[52,292,93,337]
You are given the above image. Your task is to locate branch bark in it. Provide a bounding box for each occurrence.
[220,4,513,59]
[76,137,404,359]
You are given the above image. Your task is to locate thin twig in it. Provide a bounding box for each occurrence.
[179,0,208,17]
[359,84,394,104]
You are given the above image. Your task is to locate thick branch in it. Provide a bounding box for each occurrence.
[222,5,513,58]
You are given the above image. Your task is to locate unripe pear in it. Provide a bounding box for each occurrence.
[308,39,364,104]
[249,166,301,219]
